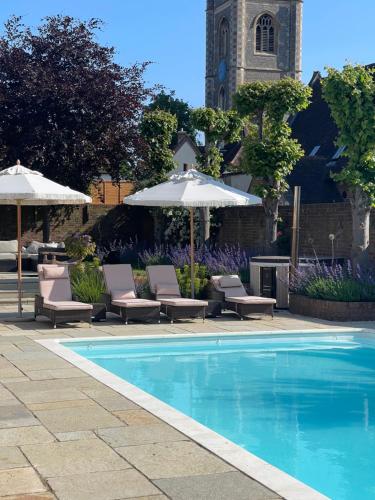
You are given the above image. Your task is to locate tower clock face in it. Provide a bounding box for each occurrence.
[218,59,227,82]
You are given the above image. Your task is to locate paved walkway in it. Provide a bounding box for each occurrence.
[0,307,373,499]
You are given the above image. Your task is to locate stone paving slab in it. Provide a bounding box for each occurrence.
[81,388,139,411]
[113,409,162,426]
[0,426,54,446]
[154,471,281,500]
[0,405,39,429]
[24,367,86,381]
[47,469,161,500]
[33,405,124,433]
[0,467,46,496]
[98,423,187,447]
[116,441,234,479]
[6,387,89,405]
[0,445,30,469]
[21,439,131,477]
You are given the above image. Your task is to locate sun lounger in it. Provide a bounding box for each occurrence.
[103,264,160,324]
[210,275,276,319]
[35,264,93,328]
[146,265,208,323]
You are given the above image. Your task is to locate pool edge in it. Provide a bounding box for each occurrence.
[37,329,361,500]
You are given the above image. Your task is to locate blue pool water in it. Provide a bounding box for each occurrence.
[64,332,375,500]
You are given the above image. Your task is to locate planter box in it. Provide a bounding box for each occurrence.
[289,294,375,322]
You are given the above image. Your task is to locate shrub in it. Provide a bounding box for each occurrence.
[70,266,105,303]
[65,233,96,262]
[175,264,209,299]
[290,262,375,302]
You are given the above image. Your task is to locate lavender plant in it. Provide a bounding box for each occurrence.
[290,261,375,302]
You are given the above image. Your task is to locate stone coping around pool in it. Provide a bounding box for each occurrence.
[37,328,368,500]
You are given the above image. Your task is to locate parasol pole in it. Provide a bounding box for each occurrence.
[16,200,23,316]
[190,207,195,298]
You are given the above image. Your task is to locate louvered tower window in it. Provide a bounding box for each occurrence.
[256,14,275,53]
[219,18,229,58]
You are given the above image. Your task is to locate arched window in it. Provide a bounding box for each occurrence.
[219,18,229,58]
[218,87,226,109]
[256,14,275,53]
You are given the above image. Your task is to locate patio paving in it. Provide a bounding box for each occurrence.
[0,305,373,499]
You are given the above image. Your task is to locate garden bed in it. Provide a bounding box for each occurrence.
[289,293,375,322]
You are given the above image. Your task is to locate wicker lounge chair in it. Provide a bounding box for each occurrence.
[146,265,208,323]
[35,264,93,328]
[103,264,160,324]
[210,275,276,319]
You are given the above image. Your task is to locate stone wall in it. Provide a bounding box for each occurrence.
[217,202,375,260]
[0,205,154,247]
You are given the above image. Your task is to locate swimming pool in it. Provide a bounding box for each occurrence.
[43,331,375,500]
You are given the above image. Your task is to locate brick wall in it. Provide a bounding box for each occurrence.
[0,204,154,247]
[217,202,375,260]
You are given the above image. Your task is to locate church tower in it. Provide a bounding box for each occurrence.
[206,0,303,109]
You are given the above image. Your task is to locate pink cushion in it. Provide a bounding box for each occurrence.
[219,275,242,288]
[156,283,180,297]
[43,266,69,280]
[43,300,93,311]
[112,289,136,300]
[111,299,160,308]
[226,296,276,305]
[159,298,208,307]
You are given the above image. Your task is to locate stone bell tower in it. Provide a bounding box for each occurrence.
[206,0,303,109]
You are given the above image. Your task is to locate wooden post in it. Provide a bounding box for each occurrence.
[17,201,23,316]
[190,207,195,299]
[291,186,301,271]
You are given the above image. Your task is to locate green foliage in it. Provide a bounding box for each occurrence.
[322,64,375,204]
[139,109,178,186]
[192,107,242,177]
[175,264,209,299]
[305,278,375,302]
[70,265,105,303]
[234,79,312,125]
[64,234,96,262]
[148,91,196,147]
[241,122,305,199]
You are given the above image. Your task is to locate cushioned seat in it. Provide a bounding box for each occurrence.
[35,264,93,328]
[210,274,275,319]
[111,298,160,308]
[159,298,208,307]
[226,296,276,304]
[146,265,208,323]
[103,264,161,324]
[0,253,17,260]
[44,300,93,311]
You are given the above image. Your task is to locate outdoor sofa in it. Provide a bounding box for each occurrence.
[35,264,93,328]
[210,274,276,319]
[103,264,160,324]
[146,265,208,323]
[0,240,18,272]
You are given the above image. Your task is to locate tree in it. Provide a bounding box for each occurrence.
[138,109,178,187]
[148,91,196,147]
[322,64,375,268]
[0,15,152,192]
[233,79,311,253]
[191,107,243,243]
[138,109,178,243]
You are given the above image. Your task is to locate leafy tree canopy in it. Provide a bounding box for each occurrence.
[137,109,178,186]
[147,91,196,147]
[322,64,375,204]
[0,15,152,191]
[191,107,242,177]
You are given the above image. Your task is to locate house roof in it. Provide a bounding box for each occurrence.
[173,130,201,156]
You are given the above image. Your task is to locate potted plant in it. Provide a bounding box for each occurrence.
[70,264,106,321]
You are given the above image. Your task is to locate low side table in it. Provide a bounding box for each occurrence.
[206,300,222,318]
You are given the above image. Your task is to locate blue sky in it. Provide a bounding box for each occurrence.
[0,0,374,107]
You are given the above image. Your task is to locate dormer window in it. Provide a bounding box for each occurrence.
[309,146,321,157]
[256,14,275,54]
[332,146,346,160]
